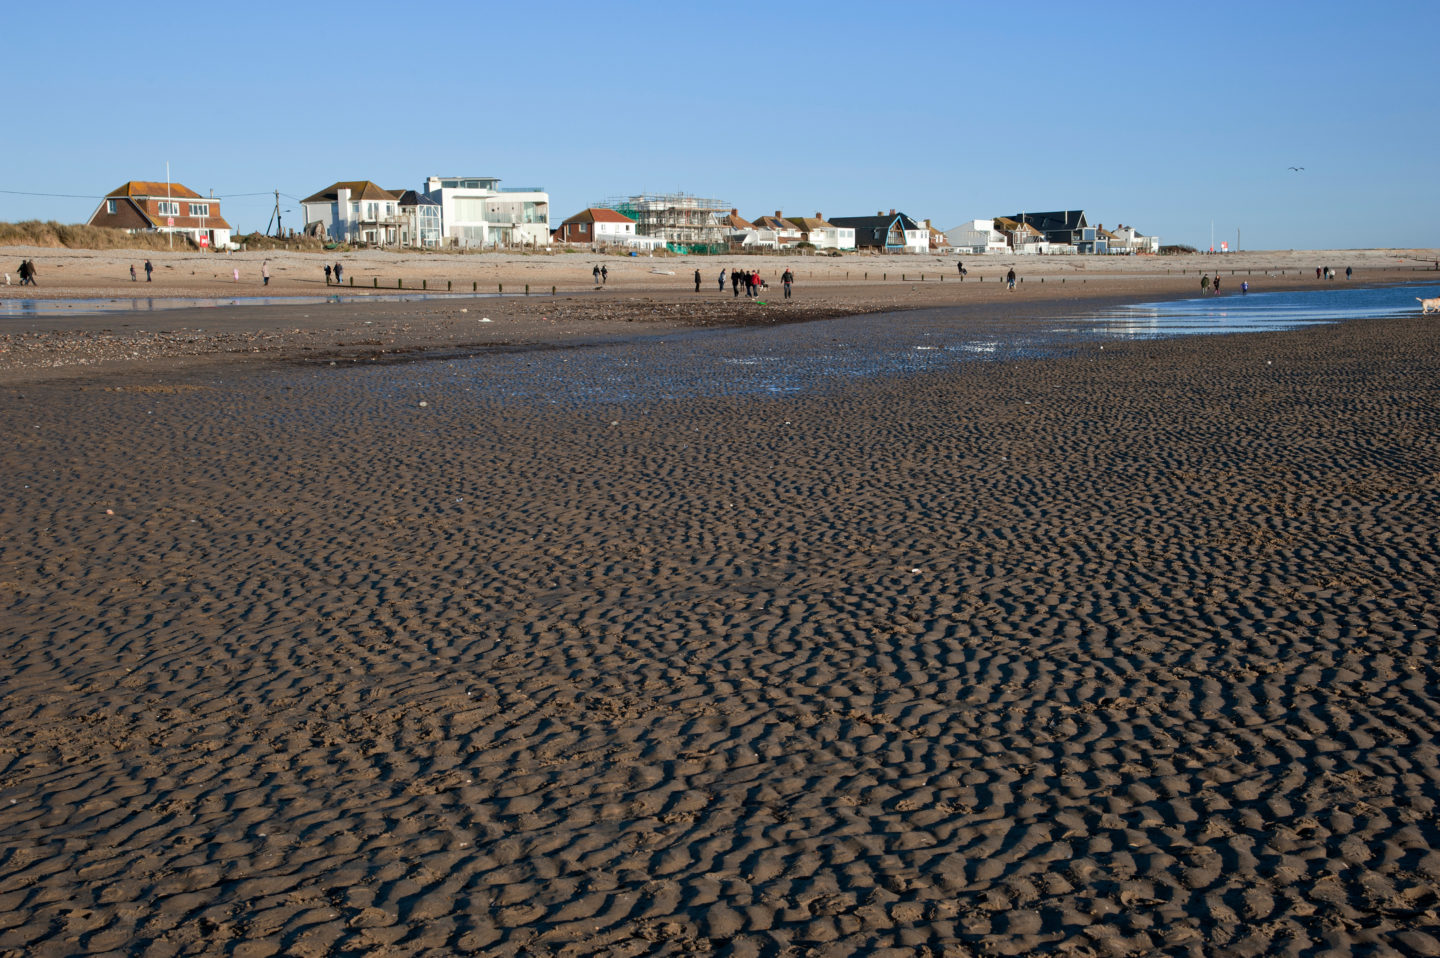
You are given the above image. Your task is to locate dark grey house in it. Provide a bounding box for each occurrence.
[829,211,927,252]
[1002,211,1107,253]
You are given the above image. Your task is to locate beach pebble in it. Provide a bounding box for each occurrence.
[480,317,492,323]
[419,401,428,408]
[105,509,114,515]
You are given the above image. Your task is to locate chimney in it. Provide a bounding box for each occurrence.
[890,209,896,216]
[730,208,737,215]
[815,212,822,219]
[877,211,884,217]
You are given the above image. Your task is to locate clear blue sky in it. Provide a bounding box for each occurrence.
[3,0,1436,250]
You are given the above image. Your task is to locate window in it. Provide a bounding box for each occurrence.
[106,199,117,214]
[188,203,209,217]
[158,201,180,216]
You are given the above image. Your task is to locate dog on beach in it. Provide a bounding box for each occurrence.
[1419,297,1440,315]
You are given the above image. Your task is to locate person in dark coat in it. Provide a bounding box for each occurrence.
[1006,267,1016,291]
[334,262,343,284]
[718,268,726,292]
[324,264,332,285]
[694,268,701,292]
[144,259,153,282]
[593,265,601,285]
[782,268,794,299]
[731,268,741,297]
[600,265,607,284]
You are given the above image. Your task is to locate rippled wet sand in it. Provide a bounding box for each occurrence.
[1,309,1438,955]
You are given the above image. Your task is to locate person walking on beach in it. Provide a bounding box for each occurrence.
[694,268,701,292]
[1006,267,1016,291]
[782,267,794,299]
[1213,274,1221,295]
[261,261,271,286]
[1201,274,1210,295]
[731,268,741,297]
[1316,266,1322,279]
[718,268,726,292]
[957,260,964,277]
[130,264,137,282]
[144,259,153,282]
[1345,266,1352,280]
[324,264,332,285]
[333,262,343,285]
[600,265,607,285]
[593,265,601,285]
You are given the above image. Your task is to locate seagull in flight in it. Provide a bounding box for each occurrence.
[1288,166,1305,172]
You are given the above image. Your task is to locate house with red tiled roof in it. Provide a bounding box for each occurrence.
[88,181,232,248]
[300,181,403,245]
[552,207,640,245]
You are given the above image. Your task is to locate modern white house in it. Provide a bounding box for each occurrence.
[423,176,550,248]
[946,219,1010,254]
[300,181,403,245]
[784,214,856,251]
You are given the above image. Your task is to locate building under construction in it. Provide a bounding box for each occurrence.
[594,192,731,252]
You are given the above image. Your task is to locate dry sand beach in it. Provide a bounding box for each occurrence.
[1,247,1439,956]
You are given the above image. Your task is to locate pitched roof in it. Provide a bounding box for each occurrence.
[393,189,439,207]
[301,181,400,204]
[750,215,798,231]
[107,181,203,200]
[785,216,836,230]
[722,211,755,230]
[560,207,636,225]
[828,212,924,231]
[1000,211,1087,233]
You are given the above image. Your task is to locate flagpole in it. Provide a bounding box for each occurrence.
[167,161,173,250]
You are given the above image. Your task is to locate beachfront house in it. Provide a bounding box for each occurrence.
[392,190,442,248]
[1001,211,1107,253]
[784,214,856,251]
[300,181,403,246]
[424,176,551,249]
[552,208,642,247]
[927,221,950,252]
[829,211,929,253]
[946,219,1010,255]
[88,181,232,249]
[723,210,762,248]
[994,217,1065,254]
[749,213,805,248]
[1106,224,1160,254]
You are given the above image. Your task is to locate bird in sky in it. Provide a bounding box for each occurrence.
[1288,166,1305,172]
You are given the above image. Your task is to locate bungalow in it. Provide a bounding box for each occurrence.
[88,181,232,249]
[553,207,639,246]
[784,213,855,251]
[301,181,403,245]
[829,210,929,253]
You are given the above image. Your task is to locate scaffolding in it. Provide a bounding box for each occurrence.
[594,192,731,249]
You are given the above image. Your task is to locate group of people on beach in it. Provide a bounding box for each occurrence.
[1317,266,1350,280]
[324,262,344,285]
[129,260,154,282]
[592,264,608,285]
[698,267,793,299]
[14,259,37,285]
